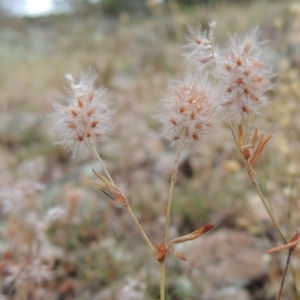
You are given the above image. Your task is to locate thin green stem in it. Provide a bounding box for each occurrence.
[286,180,295,238]
[228,120,287,244]
[90,139,115,184]
[163,133,185,243]
[126,205,156,255]
[290,261,300,299]
[246,160,287,244]
[90,141,155,254]
[276,249,293,300]
[160,261,165,300]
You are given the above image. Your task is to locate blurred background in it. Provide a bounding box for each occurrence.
[0,0,300,299]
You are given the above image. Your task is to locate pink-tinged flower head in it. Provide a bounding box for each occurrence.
[156,76,219,150]
[51,70,115,158]
[215,28,274,120]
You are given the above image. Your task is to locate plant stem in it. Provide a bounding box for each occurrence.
[244,161,287,244]
[90,139,115,184]
[290,262,300,299]
[163,133,185,243]
[286,180,295,238]
[276,249,293,300]
[126,205,157,255]
[228,120,287,244]
[160,260,165,300]
[90,140,155,255]
[160,130,185,300]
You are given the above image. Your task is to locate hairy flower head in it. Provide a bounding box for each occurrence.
[51,70,115,158]
[215,28,274,120]
[156,76,219,150]
[183,24,214,68]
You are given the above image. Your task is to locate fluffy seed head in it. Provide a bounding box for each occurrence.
[51,70,115,158]
[215,28,274,120]
[183,25,213,69]
[155,76,219,150]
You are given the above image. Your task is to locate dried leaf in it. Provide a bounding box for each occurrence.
[251,127,259,148]
[241,144,252,150]
[113,191,128,207]
[171,249,187,261]
[92,169,114,188]
[266,230,299,254]
[238,124,244,148]
[288,230,300,251]
[249,134,272,167]
[169,224,214,246]
[89,169,128,207]
[266,240,298,254]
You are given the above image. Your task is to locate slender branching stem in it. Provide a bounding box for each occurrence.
[276,249,293,300]
[90,139,115,184]
[286,180,295,237]
[290,263,300,299]
[160,129,186,300]
[160,260,165,300]
[163,130,185,243]
[90,139,155,254]
[248,166,287,243]
[245,159,287,244]
[228,120,287,244]
[126,205,156,255]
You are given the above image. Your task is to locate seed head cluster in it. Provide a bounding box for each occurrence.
[156,77,218,149]
[184,25,213,68]
[51,25,274,154]
[51,71,115,158]
[215,28,274,120]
